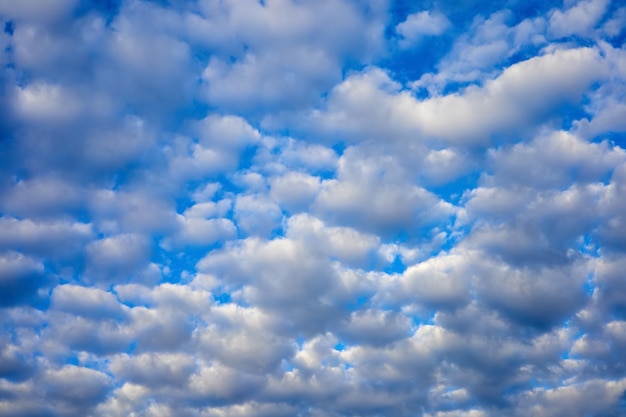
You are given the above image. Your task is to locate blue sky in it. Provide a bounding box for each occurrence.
[1,0,626,416]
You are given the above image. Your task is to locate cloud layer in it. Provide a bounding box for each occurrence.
[1,0,626,416]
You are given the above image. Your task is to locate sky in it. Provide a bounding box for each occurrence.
[0,0,626,416]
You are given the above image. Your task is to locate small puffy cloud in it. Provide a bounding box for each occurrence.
[461,183,604,267]
[51,285,127,320]
[474,257,589,328]
[312,147,454,237]
[163,214,236,250]
[197,237,350,335]
[0,342,36,382]
[0,252,45,307]
[602,7,626,38]
[512,378,626,417]
[0,217,93,258]
[276,140,339,173]
[85,234,151,283]
[188,362,265,403]
[393,252,472,310]
[197,114,260,150]
[396,11,450,48]
[285,213,380,268]
[197,0,386,113]
[128,306,194,352]
[40,365,112,408]
[168,115,261,181]
[335,309,412,346]
[486,130,626,189]
[13,82,82,122]
[548,0,609,39]
[412,11,547,93]
[234,194,282,238]
[194,305,293,374]
[109,353,196,388]
[43,313,134,355]
[587,255,626,323]
[0,177,84,219]
[270,171,321,213]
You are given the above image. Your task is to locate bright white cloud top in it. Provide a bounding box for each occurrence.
[0,0,625,416]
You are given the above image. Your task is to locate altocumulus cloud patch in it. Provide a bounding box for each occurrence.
[1,0,626,416]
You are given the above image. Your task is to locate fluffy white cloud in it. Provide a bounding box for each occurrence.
[196,0,386,112]
[305,47,608,145]
[85,234,151,283]
[0,251,44,307]
[396,11,450,48]
[548,0,609,39]
[0,217,93,258]
[2,0,626,416]
[51,285,127,320]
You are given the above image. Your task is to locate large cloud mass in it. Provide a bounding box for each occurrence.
[1,0,626,416]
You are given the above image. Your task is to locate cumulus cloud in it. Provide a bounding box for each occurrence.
[306,47,607,145]
[396,10,451,48]
[2,0,626,416]
[85,234,151,283]
[548,0,610,39]
[0,252,45,307]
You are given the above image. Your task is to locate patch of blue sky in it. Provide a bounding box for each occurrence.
[411,312,436,327]
[212,291,231,305]
[76,0,122,20]
[429,171,481,205]
[382,253,406,274]
[3,19,13,35]
[333,342,347,351]
[343,295,372,313]
[154,244,216,285]
[604,131,626,151]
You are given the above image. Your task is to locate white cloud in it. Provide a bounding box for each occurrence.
[412,12,547,93]
[486,130,626,189]
[197,0,386,112]
[40,365,112,406]
[396,252,472,309]
[51,285,127,320]
[602,7,626,38]
[0,177,84,219]
[269,172,321,213]
[234,194,282,237]
[285,213,380,268]
[85,234,151,283]
[2,1,626,416]
[109,353,196,388]
[396,11,450,48]
[548,0,609,39]
[13,82,82,122]
[306,47,607,145]
[309,145,455,237]
[164,216,236,249]
[0,0,78,23]
[0,217,93,258]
